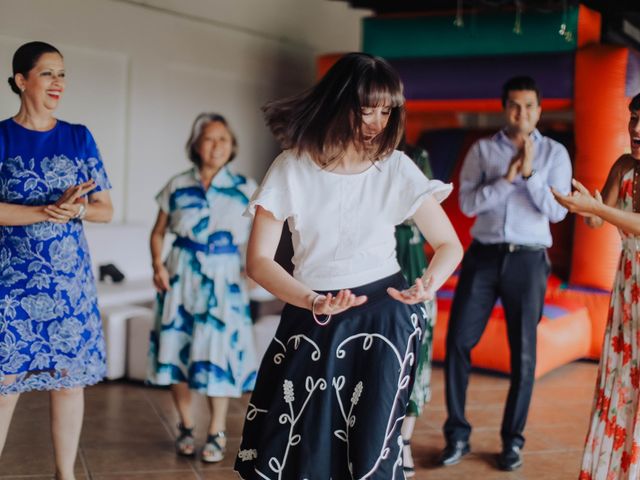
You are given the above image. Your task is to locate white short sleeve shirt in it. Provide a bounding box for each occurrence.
[247,150,452,290]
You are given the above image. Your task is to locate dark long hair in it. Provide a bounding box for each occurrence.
[7,41,62,95]
[263,52,405,166]
[630,92,640,112]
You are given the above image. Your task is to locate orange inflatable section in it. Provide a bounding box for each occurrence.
[546,287,611,359]
[577,5,602,47]
[432,296,591,378]
[406,99,572,113]
[570,45,629,290]
[316,53,343,79]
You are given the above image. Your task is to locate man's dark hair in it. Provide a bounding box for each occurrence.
[501,76,541,107]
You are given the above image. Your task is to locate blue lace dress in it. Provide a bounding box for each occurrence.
[147,166,258,397]
[0,118,111,394]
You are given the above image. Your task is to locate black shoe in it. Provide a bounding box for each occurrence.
[439,440,470,466]
[98,263,125,283]
[497,445,523,471]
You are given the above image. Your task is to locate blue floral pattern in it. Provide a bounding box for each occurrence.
[147,167,258,397]
[0,118,111,394]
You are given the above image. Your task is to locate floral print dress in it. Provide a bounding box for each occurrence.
[580,166,640,479]
[0,118,111,394]
[147,167,257,397]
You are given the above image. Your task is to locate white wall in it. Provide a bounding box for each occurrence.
[0,0,368,225]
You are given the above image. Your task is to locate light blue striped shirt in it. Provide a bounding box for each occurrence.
[459,129,572,247]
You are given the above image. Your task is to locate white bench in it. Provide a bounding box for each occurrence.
[84,223,155,380]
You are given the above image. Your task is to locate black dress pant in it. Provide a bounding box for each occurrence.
[443,241,550,449]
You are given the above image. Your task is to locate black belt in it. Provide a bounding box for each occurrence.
[473,241,546,253]
[173,236,238,255]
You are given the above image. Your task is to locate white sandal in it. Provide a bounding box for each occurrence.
[201,431,226,463]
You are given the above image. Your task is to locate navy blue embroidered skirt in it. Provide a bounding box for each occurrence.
[234,272,426,479]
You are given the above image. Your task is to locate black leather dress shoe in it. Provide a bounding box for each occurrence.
[497,445,523,471]
[439,440,470,466]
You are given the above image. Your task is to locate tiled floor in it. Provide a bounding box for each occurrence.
[0,361,598,479]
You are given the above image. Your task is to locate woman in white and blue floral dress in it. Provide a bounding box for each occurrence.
[148,113,257,463]
[0,42,113,480]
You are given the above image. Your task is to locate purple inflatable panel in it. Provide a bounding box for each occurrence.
[626,50,640,98]
[390,52,575,100]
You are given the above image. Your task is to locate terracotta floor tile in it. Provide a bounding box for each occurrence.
[91,471,199,479]
[0,362,601,480]
[82,443,193,474]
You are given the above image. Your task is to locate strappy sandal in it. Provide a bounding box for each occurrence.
[402,438,416,478]
[201,431,226,463]
[175,423,195,457]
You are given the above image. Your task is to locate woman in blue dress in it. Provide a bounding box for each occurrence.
[148,112,257,463]
[0,42,113,480]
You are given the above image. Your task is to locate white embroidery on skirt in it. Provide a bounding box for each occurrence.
[255,376,328,479]
[248,306,427,480]
[238,449,258,461]
[332,309,424,479]
[273,334,322,365]
[245,403,268,421]
[332,376,363,477]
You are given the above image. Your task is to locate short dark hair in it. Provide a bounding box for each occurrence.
[185,113,238,167]
[263,52,405,166]
[501,75,541,107]
[7,41,62,95]
[630,93,640,112]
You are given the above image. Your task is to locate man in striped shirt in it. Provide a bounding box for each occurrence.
[440,76,572,471]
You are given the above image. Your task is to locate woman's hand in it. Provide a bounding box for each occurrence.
[387,275,435,304]
[55,179,96,206]
[153,264,171,292]
[43,200,85,223]
[552,178,602,217]
[44,180,97,223]
[312,289,367,316]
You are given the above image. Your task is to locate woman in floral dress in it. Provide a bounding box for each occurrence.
[148,112,257,463]
[396,144,437,478]
[553,93,640,480]
[0,42,113,480]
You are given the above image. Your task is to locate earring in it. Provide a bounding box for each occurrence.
[20,87,25,92]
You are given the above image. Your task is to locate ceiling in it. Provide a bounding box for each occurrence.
[337,0,640,51]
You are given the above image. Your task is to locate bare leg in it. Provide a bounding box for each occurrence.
[50,387,84,480]
[401,415,417,470]
[171,383,196,456]
[207,396,229,441]
[170,383,194,428]
[0,375,20,457]
[201,396,229,462]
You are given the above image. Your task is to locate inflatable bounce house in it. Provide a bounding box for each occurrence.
[318,4,640,377]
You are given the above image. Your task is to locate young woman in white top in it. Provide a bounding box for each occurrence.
[234,52,463,480]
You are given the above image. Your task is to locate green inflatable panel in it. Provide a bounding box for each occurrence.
[363,7,580,58]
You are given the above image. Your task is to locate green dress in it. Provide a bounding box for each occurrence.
[396,145,436,417]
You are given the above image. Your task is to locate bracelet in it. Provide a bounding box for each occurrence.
[74,204,87,220]
[311,294,332,326]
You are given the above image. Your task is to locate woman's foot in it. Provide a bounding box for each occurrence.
[402,438,416,478]
[175,423,195,457]
[201,431,226,463]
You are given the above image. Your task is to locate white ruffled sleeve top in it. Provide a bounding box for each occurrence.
[246,150,452,290]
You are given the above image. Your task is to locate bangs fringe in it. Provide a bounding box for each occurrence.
[359,77,405,109]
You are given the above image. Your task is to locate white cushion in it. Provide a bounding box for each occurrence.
[101,305,153,380]
[126,311,155,381]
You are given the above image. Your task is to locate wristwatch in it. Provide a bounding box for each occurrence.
[522,170,536,181]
